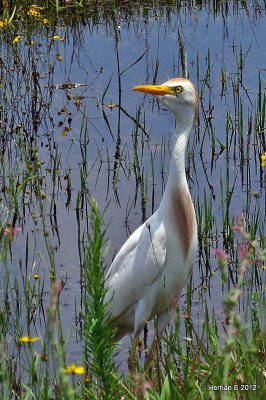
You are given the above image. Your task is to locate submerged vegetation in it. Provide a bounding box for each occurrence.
[0,0,266,398]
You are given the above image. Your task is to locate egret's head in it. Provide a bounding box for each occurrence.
[132,77,198,125]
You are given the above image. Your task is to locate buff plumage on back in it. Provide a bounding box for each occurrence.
[170,188,196,258]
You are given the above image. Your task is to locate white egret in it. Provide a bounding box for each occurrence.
[105,77,198,372]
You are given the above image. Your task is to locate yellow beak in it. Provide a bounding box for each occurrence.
[132,84,173,96]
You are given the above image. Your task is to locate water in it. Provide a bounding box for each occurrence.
[1,2,266,367]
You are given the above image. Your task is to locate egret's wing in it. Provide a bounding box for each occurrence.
[105,214,166,320]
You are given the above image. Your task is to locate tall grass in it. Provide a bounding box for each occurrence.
[82,197,119,399]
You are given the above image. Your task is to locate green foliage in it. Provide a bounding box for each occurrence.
[82,197,119,399]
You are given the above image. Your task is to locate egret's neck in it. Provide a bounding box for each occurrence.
[167,130,190,184]
[165,123,191,193]
[156,108,195,216]
[157,124,191,218]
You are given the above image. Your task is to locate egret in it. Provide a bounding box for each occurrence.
[105,77,198,372]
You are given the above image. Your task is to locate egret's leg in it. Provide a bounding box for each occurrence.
[144,307,175,374]
[128,334,140,374]
[129,298,152,374]
[144,335,158,373]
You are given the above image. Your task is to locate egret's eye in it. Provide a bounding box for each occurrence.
[175,85,183,94]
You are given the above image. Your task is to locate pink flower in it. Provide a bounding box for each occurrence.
[213,248,228,261]
[139,380,154,392]
[4,225,21,240]
[238,242,249,259]
[231,215,245,233]
[130,372,154,394]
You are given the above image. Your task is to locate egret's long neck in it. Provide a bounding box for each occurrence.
[170,129,188,186]
[162,121,192,200]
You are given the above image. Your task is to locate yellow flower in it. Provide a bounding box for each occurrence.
[19,336,40,343]
[50,271,56,280]
[261,152,266,166]
[52,35,65,42]
[107,103,116,109]
[63,364,85,374]
[75,98,81,108]
[62,127,70,136]
[43,18,49,25]
[13,35,21,44]
[0,19,8,28]
[27,4,43,17]
[34,273,40,280]
[30,4,43,10]
[262,265,266,270]
[28,9,41,17]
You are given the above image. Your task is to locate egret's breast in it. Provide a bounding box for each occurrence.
[170,188,196,258]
